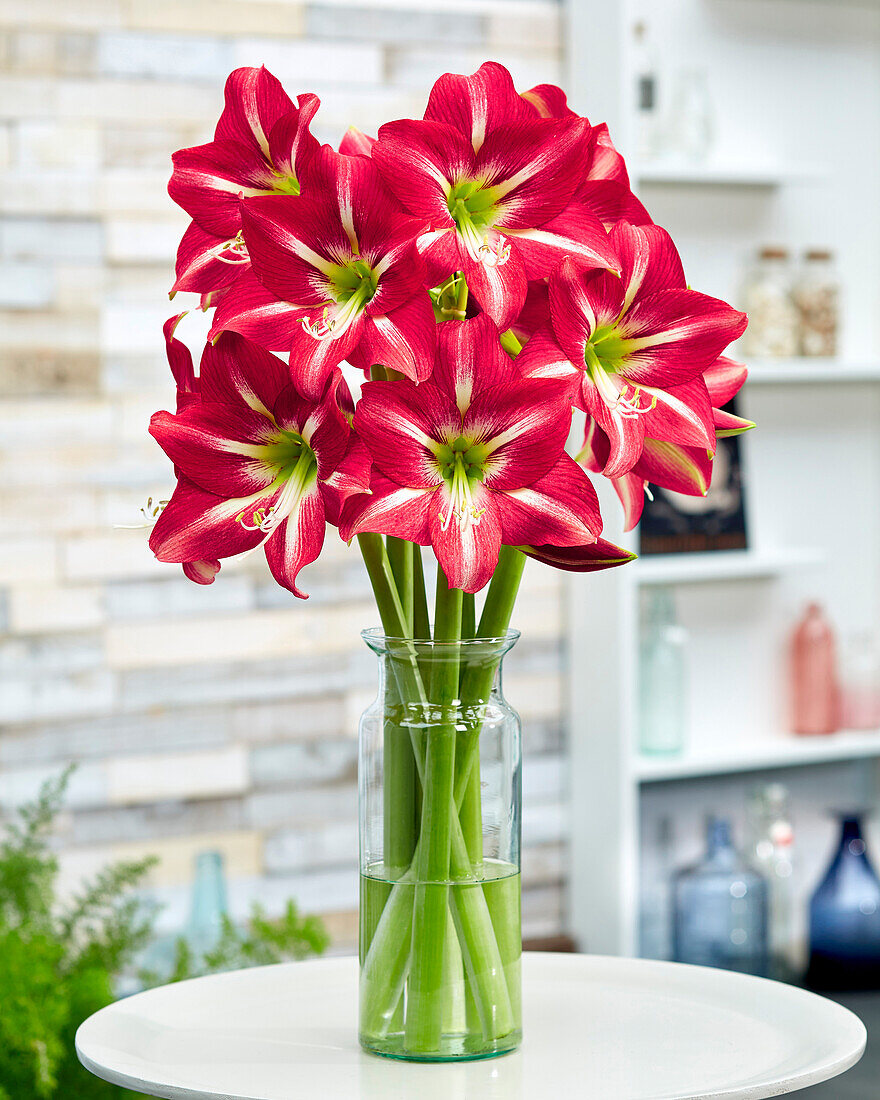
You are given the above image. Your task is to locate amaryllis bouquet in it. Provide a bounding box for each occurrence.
[150,62,751,1061]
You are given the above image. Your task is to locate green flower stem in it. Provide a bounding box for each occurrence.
[356,535,516,1049]
[386,538,413,634]
[404,569,461,1050]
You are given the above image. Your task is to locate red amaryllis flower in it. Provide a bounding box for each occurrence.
[580,356,754,530]
[518,221,748,479]
[149,332,370,598]
[371,63,617,331]
[520,81,650,229]
[340,314,602,592]
[521,538,636,572]
[168,67,319,300]
[210,150,436,400]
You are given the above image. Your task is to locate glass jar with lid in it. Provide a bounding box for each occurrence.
[741,247,799,358]
[793,249,839,358]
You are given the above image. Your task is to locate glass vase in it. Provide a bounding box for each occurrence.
[358,628,522,1062]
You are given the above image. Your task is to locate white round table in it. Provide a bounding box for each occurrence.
[76,953,866,1100]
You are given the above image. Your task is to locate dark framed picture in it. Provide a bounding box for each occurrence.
[638,402,748,556]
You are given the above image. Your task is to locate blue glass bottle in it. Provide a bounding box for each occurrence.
[807,814,880,990]
[187,850,228,960]
[673,818,769,976]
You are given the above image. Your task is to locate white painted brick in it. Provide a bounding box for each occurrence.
[54,263,106,311]
[0,123,11,170]
[0,309,99,351]
[98,32,232,82]
[228,865,357,918]
[105,216,183,263]
[522,753,565,802]
[0,0,124,30]
[0,216,103,261]
[63,531,170,581]
[0,669,116,724]
[16,121,102,171]
[264,819,356,874]
[99,169,181,216]
[9,585,104,634]
[125,0,306,37]
[522,799,566,846]
[0,760,108,812]
[487,8,561,51]
[104,574,255,620]
[10,31,56,72]
[387,46,561,91]
[4,171,98,215]
[0,537,57,584]
[231,696,345,743]
[522,883,563,940]
[0,488,99,536]
[57,33,97,77]
[0,261,53,308]
[106,743,250,805]
[232,38,384,87]
[505,671,563,721]
[305,4,485,44]
[57,78,223,124]
[250,739,357,789]
[105,602,375,669]
[0,76,58,118]
[0,398,114,444]
[102,300,177,355]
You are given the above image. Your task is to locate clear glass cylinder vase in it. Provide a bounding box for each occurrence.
[358,628,522,1062]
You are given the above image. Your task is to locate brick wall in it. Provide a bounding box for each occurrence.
[0,0,568,949]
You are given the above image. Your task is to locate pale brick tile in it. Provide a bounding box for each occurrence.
[0,708,232,767]
[99,168,181,215]
[0,537,57,584]
[57,33,98,76]
[320,908,358,951]
[505,671,563,722]
[106,744,250,805]
[0,632,104,677]
[55,263,106,312]
[231,696,345,743]
[0,398,114,444]
[57,78,222,124]
[105,216,183,263]
[246,781,357,831]
[250,739,357,790]
[522,799,565,846]
[98,31,232,82]
[16,121,102,171]
[63,530,170,582]
[0,0,125,30]
[305,4,484,44]
[0,669,116,724]
[70,795,244,846]
[10,31,57,72]
[102,300,177,356]
[58,830,263,894]
[0,760,108,812]
[0,261,54,308]
[522,753,565,802]
[387,46,561,91]
[4,171,99,215]
[9,585,104,634]
[264,819,356,874]
[102,125,198,170]
[0,488,99,537]
[228,865,357,917]
[232,38,383,87]
[0,76,58,118]
[0,123,11,170]
[486,7,561,51]
[105,603,374,670]
[0,216,104,260]
[298,82,425,138]
[120,653,365,714]
[105,574,255,620]
[0,309,99,352]
[126,0,306,37]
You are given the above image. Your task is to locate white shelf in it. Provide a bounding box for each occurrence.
[635,162,823,188]
[747,359,880,384]
[630,548,822,585]
[636,728,880,782]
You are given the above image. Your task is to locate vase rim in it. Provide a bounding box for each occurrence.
[360,626,520,651]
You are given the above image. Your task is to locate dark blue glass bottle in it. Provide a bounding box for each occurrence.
[807,814,880,990]
[673,818,769,976]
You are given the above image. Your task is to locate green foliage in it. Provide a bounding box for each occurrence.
[0,768,329,1099]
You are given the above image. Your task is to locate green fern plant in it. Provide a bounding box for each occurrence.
[0,768,328,1099]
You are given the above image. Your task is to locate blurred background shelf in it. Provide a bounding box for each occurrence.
[636,729,880,782]
[747,359,880,384]
[631,548,823,585]
[635,162,824,187]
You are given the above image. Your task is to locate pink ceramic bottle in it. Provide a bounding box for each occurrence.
[789,603,840,735]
